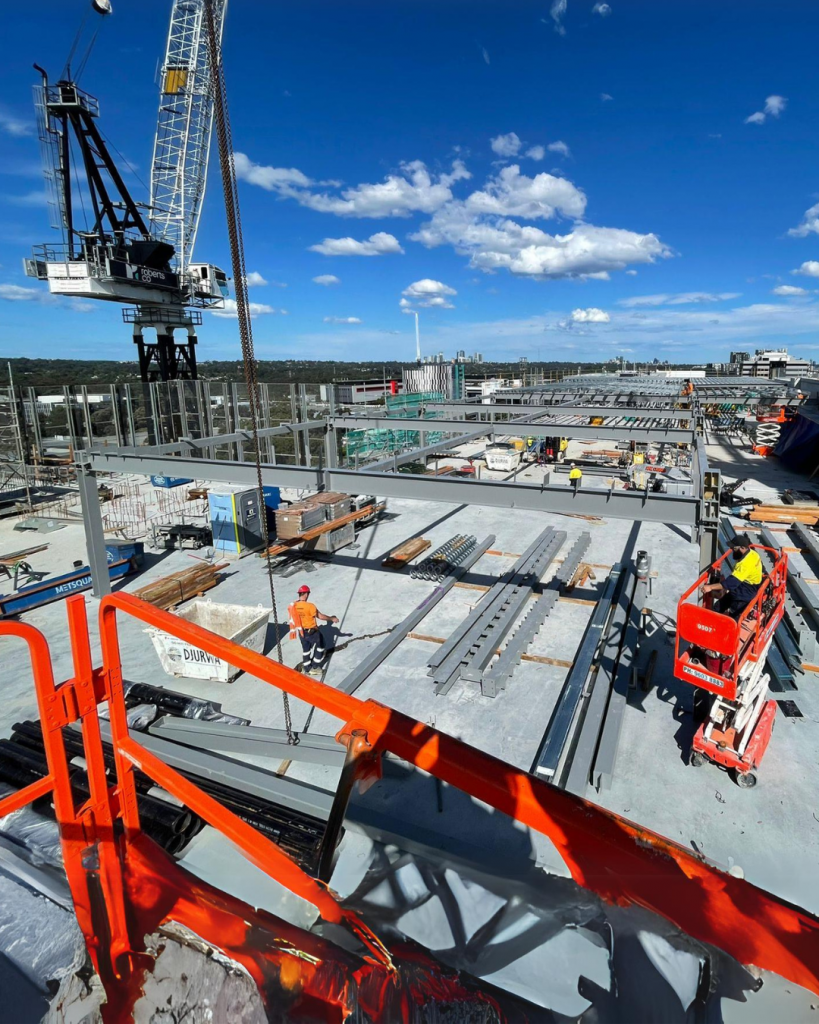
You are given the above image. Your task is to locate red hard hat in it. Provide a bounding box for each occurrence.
[298,585,310,594]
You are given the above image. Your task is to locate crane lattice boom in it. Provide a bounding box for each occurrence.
[150,0,227,273]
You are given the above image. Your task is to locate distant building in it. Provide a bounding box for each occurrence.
[730,351,750,365]
[320,380,403,405]
[736,349,811,380]
[403,363,464,399]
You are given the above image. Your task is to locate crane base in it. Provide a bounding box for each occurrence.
[691,699,777,786]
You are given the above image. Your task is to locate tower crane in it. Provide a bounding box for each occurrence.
[23,0,228,382]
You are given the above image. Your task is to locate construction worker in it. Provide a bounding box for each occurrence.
[288,585,339,673]
[701,535,763,619]
[568,463,582,490]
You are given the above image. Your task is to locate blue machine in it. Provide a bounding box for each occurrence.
[150,475,193,489]
[0,559,132,618]
[208,487,265,555]
[105,539,145,568]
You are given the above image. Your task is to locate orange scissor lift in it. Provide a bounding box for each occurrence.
[0,590,817,1020]
[674,545,788,787]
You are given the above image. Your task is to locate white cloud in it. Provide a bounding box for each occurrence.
[572,307,610,322]
[490,133,522,158]
[309,232,403,256]
[465,165,587,220]
[618,292,740,307]
[547,140,571,159]
[772,284,808,296]
[625,269,637,275]
[482,47,490,65]
[3,190,47,207]
[788,202,819,238]
[323,316,361,324]
[525,145,545,161]
[313,274,340,285]
[0,109,32,137]
[550,0,567,35]
[592,2,612,15]
[233,153,313,190]
[244,271,267,287]
[211,298,277,318]
[236,152,469,219]
[600,93,613,102]
[0,284,42,301]
[401,279,457,310]
[793,261,819,278]
[744,95,787,125]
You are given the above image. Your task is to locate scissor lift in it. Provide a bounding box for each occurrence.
[674,546,788,787]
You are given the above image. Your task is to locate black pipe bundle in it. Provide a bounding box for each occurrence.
[10,721,324,865]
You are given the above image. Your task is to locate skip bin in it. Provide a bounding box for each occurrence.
[146,600,270,683]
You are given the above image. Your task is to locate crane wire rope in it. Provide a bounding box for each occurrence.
[203,0,295,743]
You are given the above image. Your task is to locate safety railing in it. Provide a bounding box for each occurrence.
[1,591,818,998]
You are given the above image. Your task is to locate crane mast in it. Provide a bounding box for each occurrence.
[150,0,227,274]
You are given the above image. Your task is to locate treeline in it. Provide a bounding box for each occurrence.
[5,357,636,388]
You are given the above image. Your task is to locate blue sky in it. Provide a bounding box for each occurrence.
[2,0,819,365]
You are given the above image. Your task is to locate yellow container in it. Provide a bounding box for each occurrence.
[511,438,525,451]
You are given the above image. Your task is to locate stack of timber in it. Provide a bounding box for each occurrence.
[132,561,228,611]
[382,537,431,569]
[747,504,819,526]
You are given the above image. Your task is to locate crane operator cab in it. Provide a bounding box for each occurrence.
[673,542,787,787]
[188,263,230,304]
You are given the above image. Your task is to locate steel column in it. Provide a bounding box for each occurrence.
[76,459,111,598]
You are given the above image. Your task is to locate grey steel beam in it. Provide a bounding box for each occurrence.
[337,533,496,695]
[92,719,334,820]
[565,568,635,795]
[76,458,111,598]
[364,425,492,472]
[426,402,694,422]
[429,529,556,683]
[148,717,346,767]
[531,565,623,778]
[333,414,696,444]
[793,522,819,569]
[788,572,819,634]
[460,531,566,683]
[79,449,701,525]
[592,571,647,792]
[481,533,591,698]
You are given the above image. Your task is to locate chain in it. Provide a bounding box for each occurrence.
[204,1,294,743]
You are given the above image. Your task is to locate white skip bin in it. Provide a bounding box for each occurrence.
[146,600,270,683]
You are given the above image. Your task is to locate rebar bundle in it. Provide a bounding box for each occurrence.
[411,534,477,580]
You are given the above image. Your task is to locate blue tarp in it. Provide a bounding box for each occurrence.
[775,409,819,473]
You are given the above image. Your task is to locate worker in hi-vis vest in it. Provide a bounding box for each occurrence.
[568,463,582,490]
[288,585,339,673]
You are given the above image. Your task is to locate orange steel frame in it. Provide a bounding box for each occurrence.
[1,591,819,1011]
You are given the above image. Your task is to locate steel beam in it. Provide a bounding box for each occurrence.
[565,568,635,795]
[481,533,591,697]
[793,522,819,569]
[337,533,496,695]
[76,459,112,598]
[426,402,694,422]
[80,449,701,525]
[93,719,334,820]
[333,414,696,444]
[531,565,623,778]
[592,571,646,792]
[148,717,346,766]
